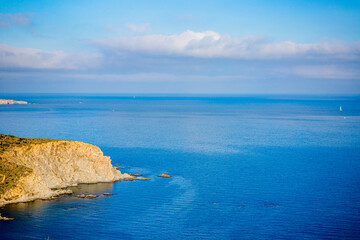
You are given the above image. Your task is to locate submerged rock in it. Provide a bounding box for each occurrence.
[103,193,113,195]
[157,174,172,178]
[116,166,130,169]
[63,206,81,211]
[263,203,278,207]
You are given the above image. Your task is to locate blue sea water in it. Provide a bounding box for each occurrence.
[0,94,360,240]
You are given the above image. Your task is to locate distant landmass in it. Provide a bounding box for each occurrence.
[0,99,28,105]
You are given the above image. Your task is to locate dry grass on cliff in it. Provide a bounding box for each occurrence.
[0,158,33,195]
[0,134,57,153]
[0,134,57,195]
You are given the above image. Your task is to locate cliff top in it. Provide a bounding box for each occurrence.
[0,134,57,153]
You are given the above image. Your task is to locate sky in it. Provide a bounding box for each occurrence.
[0,0,360,94]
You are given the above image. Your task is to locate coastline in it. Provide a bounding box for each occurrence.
[0,134,136,207]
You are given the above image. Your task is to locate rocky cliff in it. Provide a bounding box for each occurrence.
[0,134,131,206]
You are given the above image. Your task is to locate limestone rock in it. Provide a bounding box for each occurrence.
[133,177,150,180]
[0,99,27,105]
[123,178,134,181]
[86,194,98,198]
[0,213,14,221]
[77,194,98,198]
[0,135,131,206]
[157,174,172,178]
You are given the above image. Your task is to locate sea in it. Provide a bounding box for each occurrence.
[0,94,359,240]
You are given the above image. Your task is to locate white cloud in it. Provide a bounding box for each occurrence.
[94,30,360,60]
[63,73,249,82]
[125,23,151,33]
[278,65,360,79]
[105,24,121,33]
[1,71,249,83]
[1,30,359,82]
[0,44,102,70]
[174,14,195,21]
[63,72,176,81]
[0,13,31,28]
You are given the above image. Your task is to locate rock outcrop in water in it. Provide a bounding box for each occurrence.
[0,99,28,105]
[157,174,172,178]
[0,213,14,221]
[0,134,132,207]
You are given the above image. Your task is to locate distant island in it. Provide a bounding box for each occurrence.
[0,134,141,207]
[0,99,28,105]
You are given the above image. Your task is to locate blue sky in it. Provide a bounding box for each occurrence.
[0,0,359,93]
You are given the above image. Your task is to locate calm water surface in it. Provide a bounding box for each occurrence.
[0,94,360,239]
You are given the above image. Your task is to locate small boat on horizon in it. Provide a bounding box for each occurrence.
[340,106,343,111]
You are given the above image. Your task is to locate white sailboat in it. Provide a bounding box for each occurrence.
[340,106,342,111]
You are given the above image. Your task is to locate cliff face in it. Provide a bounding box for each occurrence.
[0,135,130,206]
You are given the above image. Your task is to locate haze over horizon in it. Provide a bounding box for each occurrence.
[1,0,360,94]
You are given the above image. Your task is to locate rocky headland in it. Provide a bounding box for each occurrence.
[0,134,135,207]
[0,99,28,105]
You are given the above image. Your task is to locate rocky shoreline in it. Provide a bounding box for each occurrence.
[0,213,14,221]
[0,134,139,208]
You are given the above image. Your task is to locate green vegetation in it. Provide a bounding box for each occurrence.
[0,157,33,195]
[0,134,57,195]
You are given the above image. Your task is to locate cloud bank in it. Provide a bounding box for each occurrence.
[94,30,360,60]
[0,44,101,70]
[280,65,360,79]
[0,30,359,85]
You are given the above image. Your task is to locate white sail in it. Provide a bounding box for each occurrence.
[340,106,343,111]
